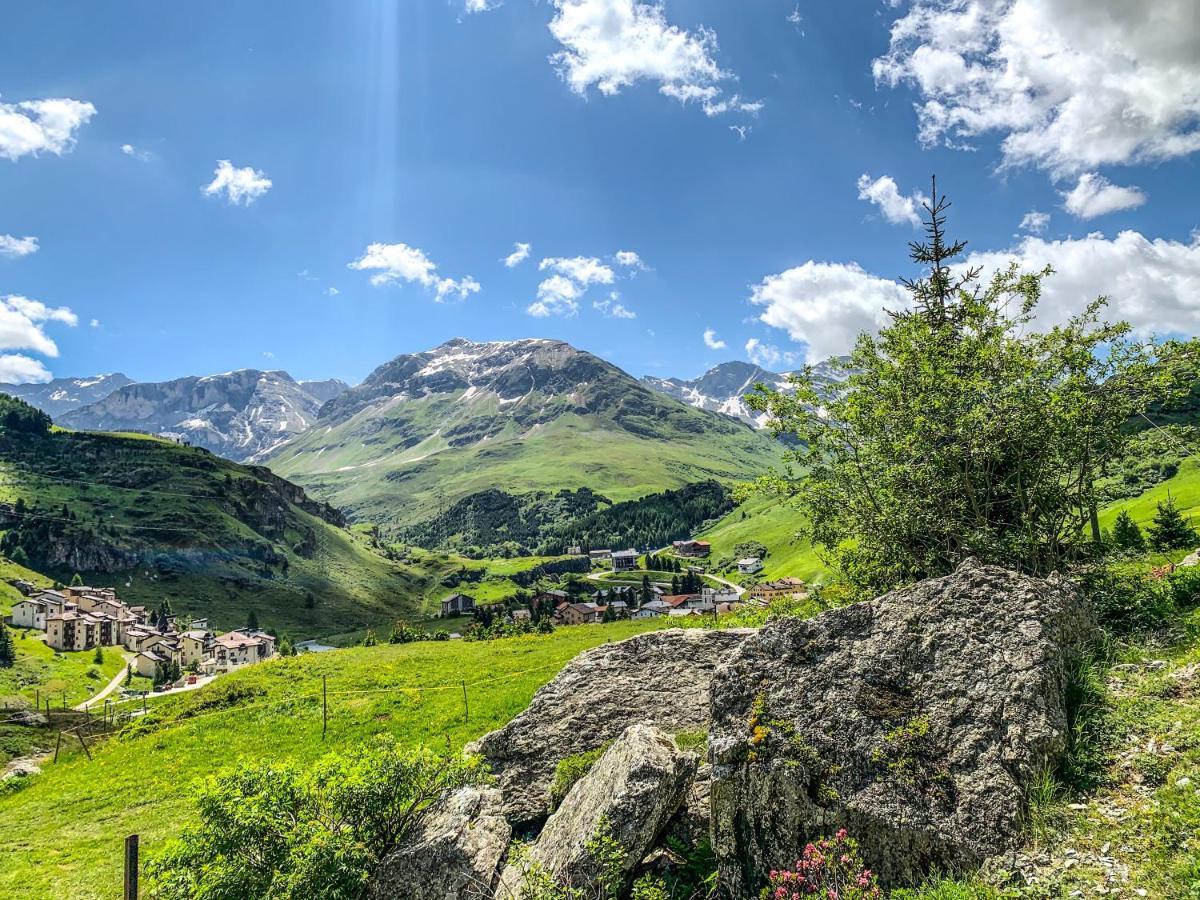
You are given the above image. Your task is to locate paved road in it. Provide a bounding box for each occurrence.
[75,650,134,710]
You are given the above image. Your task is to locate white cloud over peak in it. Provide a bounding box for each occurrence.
[744,338,795,370]
[1060,173,1147,219]
[503,242,532,267]
[962,230,1200,338]
[749,261,909,363]
[873,0,1200,174]
[528,274,582,317]
[202,160,273,205]
[0,294,78,383]
[0,235,39,258]
[1019,211,1050,235]
[856,173,926,227]
[702,328,726,350]
[547,0,760,117]
[0,97,95,161]
[349,242,481,301]
[593,292,637,319]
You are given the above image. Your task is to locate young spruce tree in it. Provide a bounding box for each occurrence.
[747,179,1196,594]
[1147,495,1198,552]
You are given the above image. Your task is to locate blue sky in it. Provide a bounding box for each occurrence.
[1,0,1197,386]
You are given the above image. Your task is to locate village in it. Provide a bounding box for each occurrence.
[439,540,809,629]
[8,582,277,692]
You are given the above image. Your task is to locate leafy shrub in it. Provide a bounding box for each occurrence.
[145,738,485,899]
[767,829,881,899]
[1079,563,1177,633]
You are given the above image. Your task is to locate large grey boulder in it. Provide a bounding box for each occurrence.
[470,627,752,822]
[368,786,510,900]
[709,559,1098,893]
[497,724,697,898]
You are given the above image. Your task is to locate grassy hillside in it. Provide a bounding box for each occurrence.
[0,620,664,899]
[0,396,463,641]
[1099,452,1200,533]
[697,494,827,582]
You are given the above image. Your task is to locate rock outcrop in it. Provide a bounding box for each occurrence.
[497,725,696,898]
[469,628,753,823]
[708,558,1098,893]
[368,786,510,900]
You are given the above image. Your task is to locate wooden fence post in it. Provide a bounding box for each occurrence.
[461,680,469,723]
[322,675,327,739]
[123,834,139,900]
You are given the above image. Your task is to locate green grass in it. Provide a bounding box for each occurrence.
[0,619,664,899]
[697,494,827,582]
[1099,453,1200,532]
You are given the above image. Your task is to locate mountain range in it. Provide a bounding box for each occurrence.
[266,338,781,527]
[56,370,349,462]
[641,359,850,429]
[0,373,137,417]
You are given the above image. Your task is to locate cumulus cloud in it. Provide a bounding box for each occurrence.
[547,0,761,117]
[0,97,95,161]
[349,242,481,300]
[593,292,637,319]
[749,261,909,363]
[0,235,38,258]
[464,0,498,11]
[503,242,532,267]
[856,173,926,226]
[121,143,151,161]
[528,274,582,317]
[744,338,796,370]
[614,249,646,269]
[873,0,1200,174]
[202,160,273,205]
[1060,173,1147,219]
[962,230,1200,338]
[539,255,616,286]
[703,328,726,350]
[0,294,78,383]
[1019,211,1050,235]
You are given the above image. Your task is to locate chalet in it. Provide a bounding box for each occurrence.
[210,630,274,673]
[134,649,173,679]
[440,593,476,617]
[566,545,583,556]
[179,630,214,667]
[10,590,69,630]
[746,577,808,603]
[702,586,741,604]
[589,549,612,562]
[737,557,764,575]
[672,540,711,558]
[633,605,663,619]
[610,549,639,572]
[560,602,603,626]
[533,589,570,606]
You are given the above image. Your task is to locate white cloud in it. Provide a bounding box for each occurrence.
[528,274,582,317]
[873,0,1200,174]
[614,249,645,269]
[349,242,481,300]
[1060,173,1147,219]
[702,328,726,350]
[0,235,38,258]
[121,143,150,161]
[729,124,750,141]
[464,0,498,12]
[326,286,340,297]
[0,97,95,161]
[0,355,52,384]
[1019,211,1050,235]
[503,242,532,268]
[538,255,616,286]
[89,318,101,328]
[963,230,1200,338]
[547,0,761,117]
[856,173,926,227]
[744,338,796,370]
[593,292,637,319]
[0,294,77,369]
[202,160,272,205]
[749,261,909,363]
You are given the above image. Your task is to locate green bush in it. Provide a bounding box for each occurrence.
[145,738,485,899]
[1079,564,1177,633]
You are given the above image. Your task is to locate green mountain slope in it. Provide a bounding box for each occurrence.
[267,338,780,528]
[0,395,450,640]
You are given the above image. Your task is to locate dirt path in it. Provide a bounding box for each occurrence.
[74,651,134,711]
